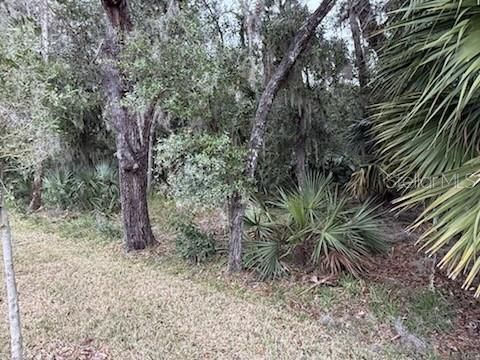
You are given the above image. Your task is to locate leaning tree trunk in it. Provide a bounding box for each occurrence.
[228,0,337,272]
[100,0,155,250]
[1,195,23,360]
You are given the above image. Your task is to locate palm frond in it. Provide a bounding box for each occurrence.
[395,158,480,296]
[244,240,288,280]
[374,0,480,296]
[346,164,388,200]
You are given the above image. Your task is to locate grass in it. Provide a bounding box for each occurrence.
[0,197,465,358]
[339,275,366,297]
[0,213,412,359]
[406,289,454,336]
[313,287,338,309]
[368,284,400,321]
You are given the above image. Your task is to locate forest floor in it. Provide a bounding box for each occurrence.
[0,200,479,359]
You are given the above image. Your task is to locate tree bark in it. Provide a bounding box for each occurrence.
[40,0,49,62]
[146,117,157,193]
[349,0,369,90]
[118,149,155,249]
[228,191,245,272]
[1,195,23,360]
[28,164,42,211]
[353,0,386,54]
[228,0,336,272]
[100,0,155,250]
[294,113,307,186]
[243,0,265,88]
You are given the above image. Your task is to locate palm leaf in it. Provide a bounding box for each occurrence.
[374,0,480,296]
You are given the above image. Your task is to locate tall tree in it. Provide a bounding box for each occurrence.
[228,0,337,272]
[243,0,264,88]
[294,110,307,185]
[100,0,155,250]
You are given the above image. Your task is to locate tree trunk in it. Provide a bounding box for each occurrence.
[228,0,336,272]
[146,118,156,193]
[349,1,369,90]
[243,0,265,88]
[1,195,23,360]
[40,0,49,63]
[294,113,307,186]
[29,0,49,211]
[118,146,155,249]
[354,0,386,54]
[100,0,156,250]
[28,165,42,211]
[228,191,245,272]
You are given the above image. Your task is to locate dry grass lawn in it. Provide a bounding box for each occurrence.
[0,216,408,359]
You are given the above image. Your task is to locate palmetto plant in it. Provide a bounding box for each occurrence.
[374,0,480,295]
[87,162,119,213]
[244,173,386,279]
[43,168,80,209]
[43,162,119,213]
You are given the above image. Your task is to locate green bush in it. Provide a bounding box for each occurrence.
[43,161,119,213]
[1,170,35,208]
[244,173,387,279]
[80,162,119,213]
[156,131,246,209]
[175,221,216,264]
[93,212,123,241]
[43,168,80,209]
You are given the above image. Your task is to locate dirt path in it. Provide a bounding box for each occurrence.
[0,219,406,359]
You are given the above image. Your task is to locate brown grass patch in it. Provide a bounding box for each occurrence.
[0,216,407,359]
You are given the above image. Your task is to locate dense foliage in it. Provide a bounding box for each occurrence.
[156,131,246,208]
[43,162,119,213]
[374,0,480,296]
[1,0,478,296]
[175,221,217,263]
[244,174,386,279]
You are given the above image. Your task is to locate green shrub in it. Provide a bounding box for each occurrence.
[43,161,119,213]
[244,173,387,279]
[80,162,119,213]
[93,212,123,241]
[156,131,246,209]
[1,170,34,208]
[58,213,122,244]
[43,168,80,209]
[175,221,216,263]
